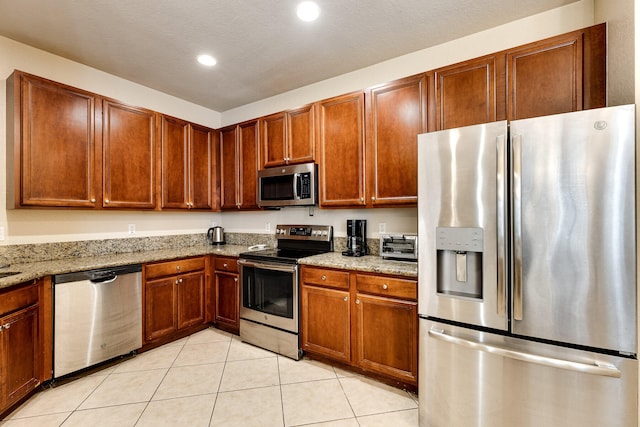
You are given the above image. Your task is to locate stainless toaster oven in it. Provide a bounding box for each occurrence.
[380,233,418,260]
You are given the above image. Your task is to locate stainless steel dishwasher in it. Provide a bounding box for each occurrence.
[53,264,142,378]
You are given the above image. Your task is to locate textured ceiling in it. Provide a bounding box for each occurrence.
[0,0,579,111]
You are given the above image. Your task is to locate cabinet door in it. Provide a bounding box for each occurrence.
[0,305,40,410]
[287,104,315,165]
[260,112,287,168]
[214,271,240,333]
[355,293,418,385]
[301,285,351,363]
[506,24,606,120]
[12,72,100,208]
[144,277,176,342]
[160,115,189,209]
[238,120,260,210]
[317,92,366,207]
[435,55,504,130]
[103,100,157,209]
[366,74,428,207]
[189,124,217,210]
[176,271,205,330]
[219,126,239,210]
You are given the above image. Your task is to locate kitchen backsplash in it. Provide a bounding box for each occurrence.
[0,233,380,265]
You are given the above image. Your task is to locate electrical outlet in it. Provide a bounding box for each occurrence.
[128,224,136,235]
[265,222,271,232]
[379,223,386,233]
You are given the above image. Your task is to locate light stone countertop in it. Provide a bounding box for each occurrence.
[0,244,417,291]
[299,252,418,278]
[0,244,248,291]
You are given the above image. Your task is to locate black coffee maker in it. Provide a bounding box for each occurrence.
[342,219,367,257]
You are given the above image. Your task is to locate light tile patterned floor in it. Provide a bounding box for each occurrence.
[1,327,419,426]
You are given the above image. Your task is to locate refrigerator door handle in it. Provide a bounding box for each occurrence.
[428,328,621,378]
[512,134,523,320]
[496,133,507,317]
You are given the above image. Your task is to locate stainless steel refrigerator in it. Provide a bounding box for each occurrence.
[417,104,637,427]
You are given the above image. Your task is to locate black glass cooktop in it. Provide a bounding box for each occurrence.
[239,248,328,264]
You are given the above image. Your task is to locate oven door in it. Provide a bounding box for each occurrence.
[238,259,299,333]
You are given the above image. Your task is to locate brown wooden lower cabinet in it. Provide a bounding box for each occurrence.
[301,285,351,363]
[0,278,52,417]
[300,266,418,389]
[213,256,240,334]
[143,256,207,345]
[354,293,418,385]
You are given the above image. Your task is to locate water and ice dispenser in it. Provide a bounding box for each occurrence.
[436,227,484,299]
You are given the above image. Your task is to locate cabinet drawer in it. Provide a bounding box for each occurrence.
[356,274,417,300]
[301,267,350,290]
[0,281,38,316]
[145,256,205,279]
[214,257,238,273]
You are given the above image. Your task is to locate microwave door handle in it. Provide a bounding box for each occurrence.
[293,173,300,200]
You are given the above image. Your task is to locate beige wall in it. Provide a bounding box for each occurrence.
[0,1,598,244]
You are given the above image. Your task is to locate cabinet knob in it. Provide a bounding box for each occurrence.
[234,277,238,283]
[355,299,360,304]
[105,199,110,204]
[176,265,181,271]
[360,197,364,202]
[382,284,388,290]
[343,296,348,302]
[223,263,228,268]
[90,198,96,203]
[321,275,327,281]
[371,196,376,201]
[3,323,10,329]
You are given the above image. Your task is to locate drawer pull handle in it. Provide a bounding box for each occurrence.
[382,284,388,290]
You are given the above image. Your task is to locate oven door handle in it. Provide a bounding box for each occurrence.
[238,259,298,273]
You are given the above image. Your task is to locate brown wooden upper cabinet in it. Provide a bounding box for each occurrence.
[434,23,605,130]
[435,55,504,130]
[317,91,367,208]
[259,104,315,168]
[160,115,218,210]
[102,99,157,209]
[219,120,260,210]
[365,73,431,207]
[317,74,430,209]
[6,71,102,208]
[506,23,606,120]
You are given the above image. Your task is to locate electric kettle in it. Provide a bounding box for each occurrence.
[207,226,225,245]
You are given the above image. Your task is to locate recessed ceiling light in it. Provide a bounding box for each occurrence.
[197,54,217,67]
[297,1,320,22]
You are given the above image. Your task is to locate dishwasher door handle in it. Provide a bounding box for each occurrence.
[90,275,118,284]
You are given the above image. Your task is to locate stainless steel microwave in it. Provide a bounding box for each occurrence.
[257,162,317,207]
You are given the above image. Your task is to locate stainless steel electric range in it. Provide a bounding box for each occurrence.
[238,224,333,360]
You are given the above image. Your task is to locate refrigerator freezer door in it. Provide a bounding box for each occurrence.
[510,105,636,354]
[418,121,508,330]
[419,320,638,427]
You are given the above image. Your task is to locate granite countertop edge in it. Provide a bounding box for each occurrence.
[0,245,418,291]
